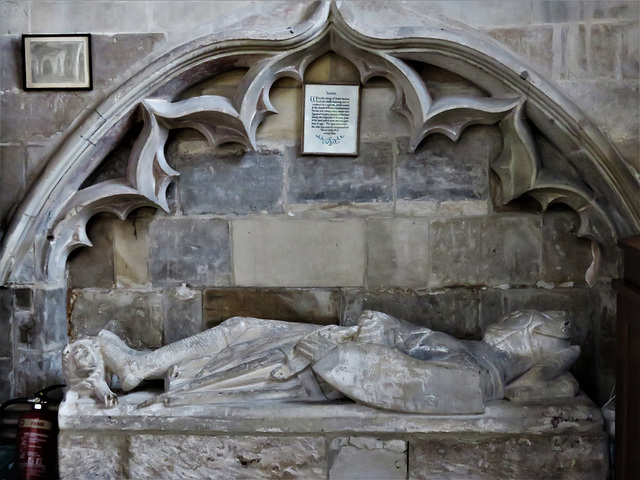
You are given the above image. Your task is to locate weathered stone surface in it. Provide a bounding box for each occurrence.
[30,1,149,34]
[128,435,326,480]
[59,434,127,480]
[13,349,47,397]
[163,285,203,344]
[0,357,11,401]
[0,2,28,35]
[255,86,301,145]
[541,209,593,284]
[0,91,94,143]
[621,22,639,79]
[488,26,554,75]
[68,213,116,289]
[342,288,480,338]
[232,218,365,287]
[113,209,154,288]
[68,289,163,348]
[429,215,542,287]
[359,87,411,139]
[14,288,66,350]
[149,218,231,287]
[366,218,430,288]
[203,288,340,328]
[397,127,500,202]
[33,287,67,349]
[0,288,12,357]
[408,433,608,480]
[150,2,213,34]
[329,437,407,480]
[0,145,26,227]
[287,142,393,204]
[92,34,166,89]
[59,392,605,436]
[174,151,284,215]
[531,0,639,23]
[0,35,21,90]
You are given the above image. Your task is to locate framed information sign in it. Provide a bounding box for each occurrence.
[302,83,360,156]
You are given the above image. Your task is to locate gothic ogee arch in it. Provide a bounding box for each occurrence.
[1,1,639,286]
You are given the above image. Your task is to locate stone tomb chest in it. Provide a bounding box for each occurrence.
[59,392,607,479]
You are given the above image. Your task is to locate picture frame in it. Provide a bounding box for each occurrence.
[302,83,360,156]
[22,34,92,90]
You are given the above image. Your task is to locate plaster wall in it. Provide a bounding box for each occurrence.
[0,1,637,407]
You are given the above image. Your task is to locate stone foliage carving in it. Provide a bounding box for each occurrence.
[1,2,638,285]
[62,310,580,414]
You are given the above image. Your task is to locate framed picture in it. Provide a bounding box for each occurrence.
[302,83,360,156]
[22,34,92,90]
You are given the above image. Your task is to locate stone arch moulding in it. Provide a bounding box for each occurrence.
[1,1,639,286]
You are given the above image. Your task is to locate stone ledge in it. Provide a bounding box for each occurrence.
[59,392,603,436]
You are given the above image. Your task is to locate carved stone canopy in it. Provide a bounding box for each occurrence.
[1,1,638,284]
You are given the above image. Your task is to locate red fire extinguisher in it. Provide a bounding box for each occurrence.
[1,385,64,480]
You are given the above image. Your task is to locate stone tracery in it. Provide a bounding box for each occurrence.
[0,2,638,286]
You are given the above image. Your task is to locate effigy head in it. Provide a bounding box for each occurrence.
[482,310,572,367]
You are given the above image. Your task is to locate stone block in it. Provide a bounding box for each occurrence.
[33,287,67,349]
[68,213,116,289]
[30,1,149,34]
[13,349,46,397]
[128,435,326,479]
[342,288,480,338]
[255,86,301,146]
[395,199,489,217]
[174,150,284,215]
[0,35,21,89]
[532,0,639,23]
[0,2,29,34]
[360,87,409,139]
[14,287,66,351]
[150,2,213,34]
[366,218,430,288]
[113,208,154,288]
[0,357,11,402]
[68,289,163,348]
[59,434,127,480]
[397,126,500,203]
[488,26,554,75]
[541,209,592,284]
[621,22,639,79]
[203,288,340,328]
[149,218,231,287]
[589,24,620,78]
[287,142,393,204]
[329,437,407,480]
[0,145,26,227]
[0,288,12,357]
[232,218,365,287]
[429,215,542,287]
[0,91,94,143]
[92,34,166,90]
[163,286,203,344]
[304,53,332,82]
[408,433,608,480]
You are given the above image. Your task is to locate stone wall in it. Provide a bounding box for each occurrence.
[1,1,637,407]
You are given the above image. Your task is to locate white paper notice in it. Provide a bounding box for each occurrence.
[303,84,360,155]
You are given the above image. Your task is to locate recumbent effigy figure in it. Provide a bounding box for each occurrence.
[62,310,581,414]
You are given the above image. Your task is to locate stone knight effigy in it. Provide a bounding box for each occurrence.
[62,309,581,414]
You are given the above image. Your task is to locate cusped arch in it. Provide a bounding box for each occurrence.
[1,1,639,285]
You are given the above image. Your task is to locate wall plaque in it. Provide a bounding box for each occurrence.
[22,34,92,90]
[302,83,360,156]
